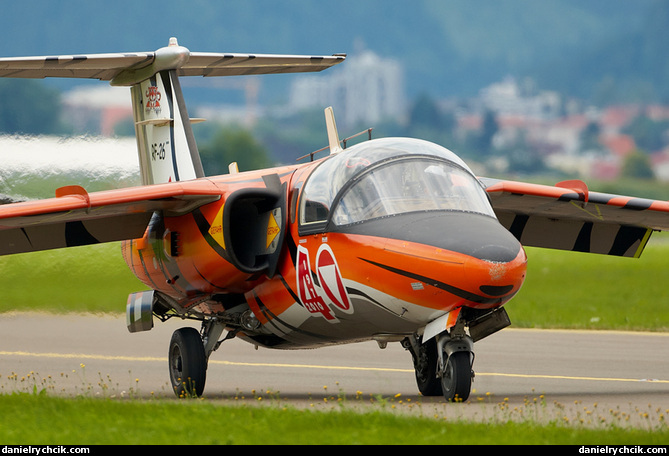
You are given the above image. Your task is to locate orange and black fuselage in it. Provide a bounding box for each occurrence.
[122,138,527,348]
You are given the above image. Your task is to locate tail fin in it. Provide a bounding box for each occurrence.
[131,70,204,184]
[0,37,345,184]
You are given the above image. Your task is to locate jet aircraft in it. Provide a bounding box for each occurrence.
[1,38,668,401]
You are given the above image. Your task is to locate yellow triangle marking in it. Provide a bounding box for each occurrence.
[208,204,225,249]
[266,211,280,249]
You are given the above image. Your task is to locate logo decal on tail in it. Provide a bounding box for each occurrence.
[145,86,162,115]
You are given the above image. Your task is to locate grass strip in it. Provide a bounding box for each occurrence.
[0,393,666,445]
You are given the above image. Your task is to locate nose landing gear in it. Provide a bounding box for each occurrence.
[405,334,474,402]
[404,312,475,403]
[438,342,474,402]
[405,307,511,402]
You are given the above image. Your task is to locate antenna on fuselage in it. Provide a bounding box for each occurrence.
[325,106,342,155]
[296,106,373,162]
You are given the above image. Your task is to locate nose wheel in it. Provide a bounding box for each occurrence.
[439,350,473,402]
[406,335,474,402]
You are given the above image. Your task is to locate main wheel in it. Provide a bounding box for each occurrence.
[169,327,207,398]
[412,338,443,397]
[440,351,472,402]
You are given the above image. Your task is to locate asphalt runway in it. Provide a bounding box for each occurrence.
[1,312,668,426]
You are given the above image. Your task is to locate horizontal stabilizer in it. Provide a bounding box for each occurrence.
[0,39,346,85]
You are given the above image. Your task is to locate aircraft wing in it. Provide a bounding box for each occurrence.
[0,180,220,255]
[481,177,669,258]
[0,50,345,81]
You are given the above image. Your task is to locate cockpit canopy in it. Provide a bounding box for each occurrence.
[299,138,495,232]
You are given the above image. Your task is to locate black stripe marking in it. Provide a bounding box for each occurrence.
[64,221,99,247]
[623,198,653,211]
[191,208,230,261]
[557,192,582,202]
[19,228,32,247]
[508,214,529,241]
[573,222,593,253]
[251,290,330,342]
[609,225,648,256]
[360,258,514,305]
[346,287,396,313]
[160,71,179,181]
[279,275,301,304]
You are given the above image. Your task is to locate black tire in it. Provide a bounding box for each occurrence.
[440,351,472,402]
[168,327,207,397]
[413,338,443,397]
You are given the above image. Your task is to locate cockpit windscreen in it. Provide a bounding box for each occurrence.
[299,138,494,229]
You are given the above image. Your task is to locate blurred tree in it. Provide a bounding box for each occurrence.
[580,121,604,152]
[623,115,669,153]
[621,149,654,179]
[504,134,548,174]
[408,93,454,132]
[199,126,273,175]
[471,110,498,157]
[0,80,63,134]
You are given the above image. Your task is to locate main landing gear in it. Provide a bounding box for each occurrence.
[403,326,474,402]
[169,328,206,397]
[168,320,226,397]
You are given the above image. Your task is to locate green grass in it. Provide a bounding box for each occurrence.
[0,243,145,314]
[0,393,666,445]
[510,234,669,332]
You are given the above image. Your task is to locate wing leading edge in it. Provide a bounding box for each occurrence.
[0,181,220,255]
[482,178,669,258]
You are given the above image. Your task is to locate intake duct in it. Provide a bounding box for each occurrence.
[223,174,286,277]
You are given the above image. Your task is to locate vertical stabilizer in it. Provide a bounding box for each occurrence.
[0,37,345,184]
[131,70,204,184]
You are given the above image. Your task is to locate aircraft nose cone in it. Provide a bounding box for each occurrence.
[470,243,520,263]
[465,245,527,306]
[392,212,524,263]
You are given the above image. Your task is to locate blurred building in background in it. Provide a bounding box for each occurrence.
[289,50,406,128]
